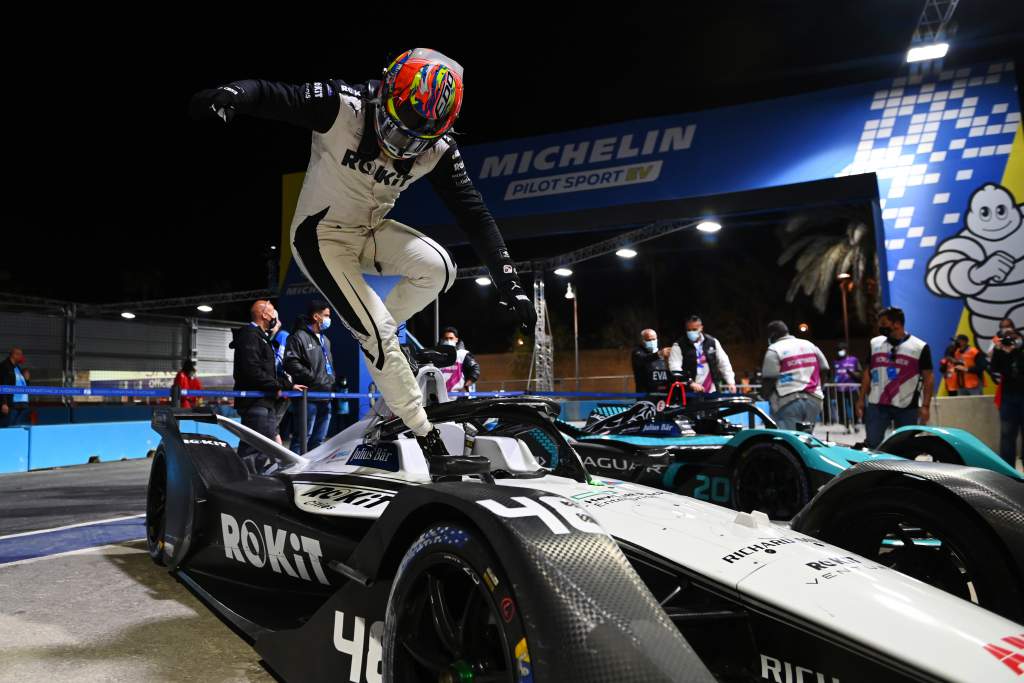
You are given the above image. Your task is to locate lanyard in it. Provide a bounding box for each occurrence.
[318,333,334,376]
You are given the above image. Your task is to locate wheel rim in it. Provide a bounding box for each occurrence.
[737,450,804,519]
[841,513,976,603]
[394,555,515,682]
[146,458,166,552]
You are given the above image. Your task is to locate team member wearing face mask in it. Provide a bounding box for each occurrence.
[438,326,480,395]
[855,307,935,448]
[669,316,737,395]
[831,341,863,430]
[232,300,306,471]
[990,318,1024,468]
[632,328,671,395]
[284,300,337,452]
[761,321,830,432]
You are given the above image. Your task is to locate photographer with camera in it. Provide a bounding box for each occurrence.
[990,318,1023,468]
[940,334,986,396]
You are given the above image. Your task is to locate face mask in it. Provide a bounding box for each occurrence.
[644,339,657,352]
[442,339,456,347]
[319,317,331,331]
[838,350,847,358]
[878,326,893,339]
[686,331,701,342]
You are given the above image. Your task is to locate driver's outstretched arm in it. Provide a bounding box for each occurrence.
[190,78,357,132]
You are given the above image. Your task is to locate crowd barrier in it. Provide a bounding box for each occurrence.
[0,384,870,474]
[0,385,652,473]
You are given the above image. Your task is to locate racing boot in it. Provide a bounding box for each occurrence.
[417,427,492,478]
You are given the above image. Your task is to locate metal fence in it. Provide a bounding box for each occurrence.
[0,304,240,388]
[477,376,863,429]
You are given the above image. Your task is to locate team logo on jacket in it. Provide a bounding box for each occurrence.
[340,150,414,188]
[220,513,329,585]
[294,482,396,518]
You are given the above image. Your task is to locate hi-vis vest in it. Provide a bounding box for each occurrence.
[869,334,928,408]
[441,348,471,392]
[943,346,982,391]
[769,336,823,400]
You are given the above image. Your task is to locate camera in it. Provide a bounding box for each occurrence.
[999,329,1019,347]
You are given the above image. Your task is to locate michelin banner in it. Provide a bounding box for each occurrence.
[390,60,1022,378]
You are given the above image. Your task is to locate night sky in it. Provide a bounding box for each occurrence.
[5,4,1023,348]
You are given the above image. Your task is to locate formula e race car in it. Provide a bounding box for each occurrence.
[146,364,1024,682]
[552,396,1023,521]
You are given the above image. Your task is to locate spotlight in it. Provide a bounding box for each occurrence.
[121,312,136,320]
[196,305,213,313]
[906,43,949,63]
[616,248,637,259]
[565,283,575,300]
[798,323,810,333]
[696,221,722,233]
[554,268,573,277]
[475,277,492,286]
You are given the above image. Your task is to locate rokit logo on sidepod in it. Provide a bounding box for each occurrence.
[220,513,329,585]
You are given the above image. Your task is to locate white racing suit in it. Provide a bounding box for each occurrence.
[231,78,523,436]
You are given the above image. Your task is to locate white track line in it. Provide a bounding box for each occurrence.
[0,514,145,541]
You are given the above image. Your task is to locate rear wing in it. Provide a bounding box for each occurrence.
[151,407,309,471]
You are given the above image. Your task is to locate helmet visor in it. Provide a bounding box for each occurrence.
[375,106,436,159]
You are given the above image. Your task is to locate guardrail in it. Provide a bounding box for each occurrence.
[0,384,865,454]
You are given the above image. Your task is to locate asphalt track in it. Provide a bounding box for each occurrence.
[0,460,274,682]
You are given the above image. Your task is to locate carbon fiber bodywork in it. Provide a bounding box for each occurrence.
[149,407,713,682]
[791,459,1024,593]
[148,405,1024,682]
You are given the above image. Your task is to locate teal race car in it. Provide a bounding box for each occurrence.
[514,396,1021,520]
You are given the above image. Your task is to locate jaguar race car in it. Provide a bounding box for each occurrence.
[551,396,1023,520]
[147,364,1024,682]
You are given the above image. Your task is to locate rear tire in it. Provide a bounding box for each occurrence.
[145,447,168,566]
[811,485,1023,622]
[384,523,529,683]
[732,443,810,520]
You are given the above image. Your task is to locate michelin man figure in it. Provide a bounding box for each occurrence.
[926,183,1024,349]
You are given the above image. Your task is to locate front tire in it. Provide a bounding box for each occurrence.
[383,523,529,683]
[732,443,810,520]
[145,447,168,566]
[810,485,1024,622]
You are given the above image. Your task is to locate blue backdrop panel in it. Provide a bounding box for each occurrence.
[28,422,160,470]
[0,428,29,474]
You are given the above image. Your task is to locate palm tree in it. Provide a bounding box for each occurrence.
[776,207,879,324]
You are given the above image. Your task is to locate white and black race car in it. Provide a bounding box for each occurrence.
[147,363,1024,682]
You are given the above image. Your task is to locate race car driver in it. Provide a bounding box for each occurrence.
[190,49,535,456]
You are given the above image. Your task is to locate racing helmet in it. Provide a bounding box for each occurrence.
[374,48,464,160]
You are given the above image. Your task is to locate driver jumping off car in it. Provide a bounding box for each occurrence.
[190,48,536,456]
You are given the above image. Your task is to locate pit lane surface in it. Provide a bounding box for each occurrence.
[0,460,274,682]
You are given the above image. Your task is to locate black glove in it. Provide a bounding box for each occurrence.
[497,279,536,331]
[188,82,256,122]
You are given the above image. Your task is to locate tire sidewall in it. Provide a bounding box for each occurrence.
[818,485,1023,622]
[383,523,529,683]
[145,448,167,566]
[732,442,811,518]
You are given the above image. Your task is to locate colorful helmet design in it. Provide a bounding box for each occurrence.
[374,48,464,159]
